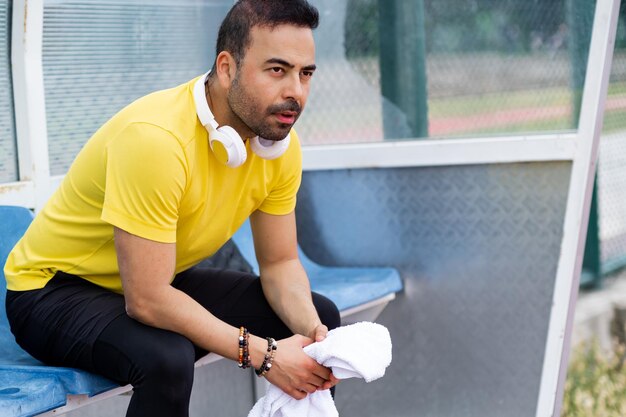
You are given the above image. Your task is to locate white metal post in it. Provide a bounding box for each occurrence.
[11,0,52,211]
[301,133,577,171]
[535,0,621,415]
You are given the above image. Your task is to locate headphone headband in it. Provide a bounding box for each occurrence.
[193,72,219,131]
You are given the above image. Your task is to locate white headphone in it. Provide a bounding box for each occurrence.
[193,72,291,168]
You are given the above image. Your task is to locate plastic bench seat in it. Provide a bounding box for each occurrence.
[0,366,117,417]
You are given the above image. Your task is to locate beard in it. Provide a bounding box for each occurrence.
[227,75,301,142]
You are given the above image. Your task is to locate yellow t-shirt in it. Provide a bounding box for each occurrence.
[4,77,302,293]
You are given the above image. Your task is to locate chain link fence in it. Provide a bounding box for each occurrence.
[599,41,626,277]
[298,0,581,143]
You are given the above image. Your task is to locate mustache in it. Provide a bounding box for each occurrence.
[268,101,301,115]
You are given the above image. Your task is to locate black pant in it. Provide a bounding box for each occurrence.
[6,268,341,417]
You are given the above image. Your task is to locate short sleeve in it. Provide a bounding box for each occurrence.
[258,130,302,215]
[101,122,187,243]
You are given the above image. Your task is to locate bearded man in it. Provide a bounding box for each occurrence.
[4,1,340,416]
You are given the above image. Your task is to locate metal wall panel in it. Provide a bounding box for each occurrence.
[0,0,18,183]
[42,0,231,175]
[296,162,571,417]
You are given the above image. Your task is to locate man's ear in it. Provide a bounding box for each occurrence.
[215,51,237,89]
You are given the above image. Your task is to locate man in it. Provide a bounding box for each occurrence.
[3,1,340,416]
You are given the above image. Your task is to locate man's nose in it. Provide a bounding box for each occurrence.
[283,73,305,103]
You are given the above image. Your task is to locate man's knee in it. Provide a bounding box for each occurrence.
[139,334,196,384]
[312,292,341,330]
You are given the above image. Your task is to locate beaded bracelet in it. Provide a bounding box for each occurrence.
[255,337,278,377]
[237,327,251,369]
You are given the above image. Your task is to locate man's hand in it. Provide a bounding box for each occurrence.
[308,325,340,391]
[310,323,329,342]
[262,334,338,399]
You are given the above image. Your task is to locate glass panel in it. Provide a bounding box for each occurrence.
[299,0,594,145]
[599,6,626,272]
[0,0,18,183]
[43,0,232,175]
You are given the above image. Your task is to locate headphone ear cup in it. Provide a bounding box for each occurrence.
[250,134,291,160]
[209,126,247,168]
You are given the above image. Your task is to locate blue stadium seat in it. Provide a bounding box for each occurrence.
[232,220,403,317]
[0,206,119,417]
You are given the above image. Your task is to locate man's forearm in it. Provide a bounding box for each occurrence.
[127,286,237,356]
[259,259,323,338]
[127,285,270,369]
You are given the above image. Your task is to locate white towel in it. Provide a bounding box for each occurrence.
[247,322,392,417]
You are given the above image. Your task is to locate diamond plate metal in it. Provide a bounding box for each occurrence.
[296,162,571,417]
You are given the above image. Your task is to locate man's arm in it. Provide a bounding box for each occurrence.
[114,226,335,398]
[250,210,339,391]
[249,210,327,341]
[114,227,246,359]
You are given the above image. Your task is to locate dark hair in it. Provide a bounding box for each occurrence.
[211,0,319,71]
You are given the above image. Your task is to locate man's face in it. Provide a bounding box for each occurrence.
[227,24,316,141]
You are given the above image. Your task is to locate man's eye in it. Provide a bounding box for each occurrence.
[302,71,314,78]
[271,67,284,74]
